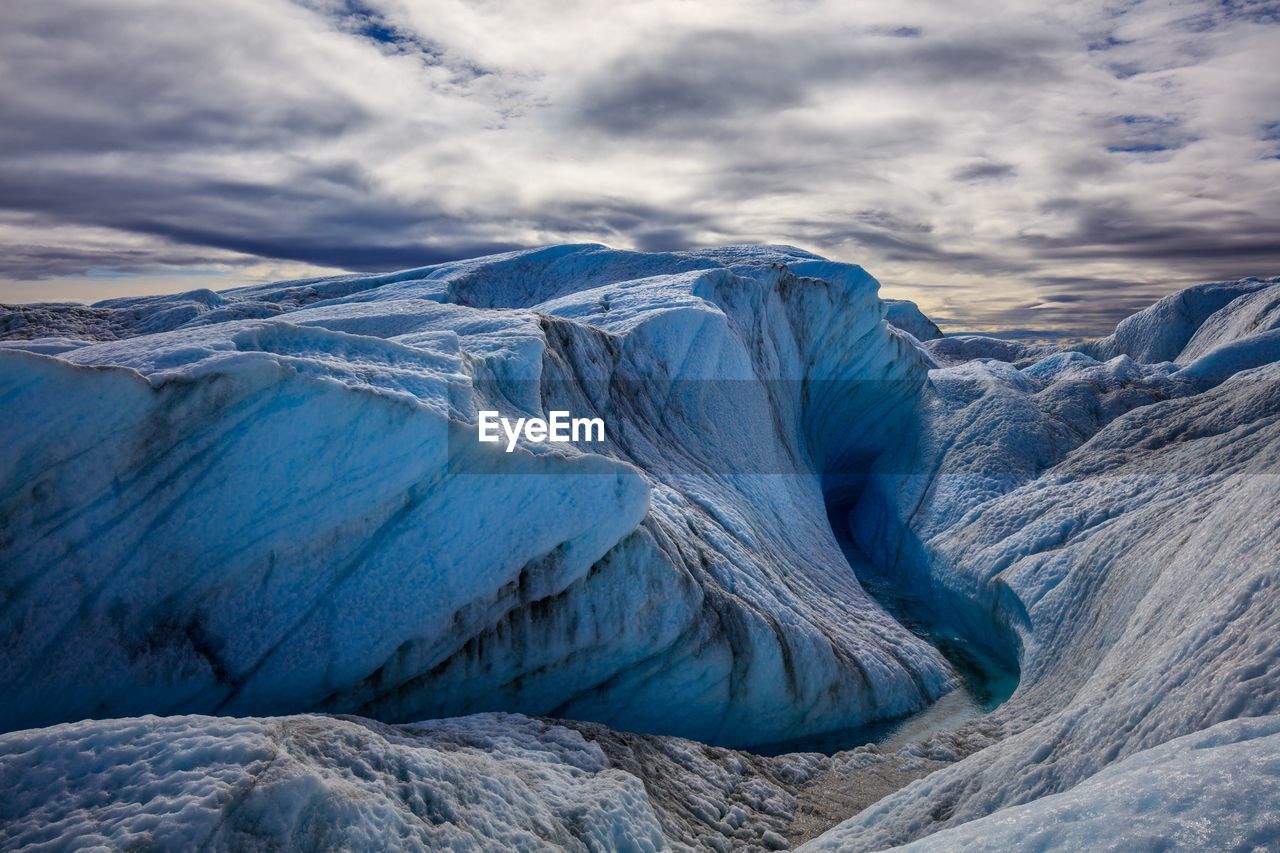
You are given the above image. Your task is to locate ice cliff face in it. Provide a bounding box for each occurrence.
[0,244,952,748]
[3,254,1279,851]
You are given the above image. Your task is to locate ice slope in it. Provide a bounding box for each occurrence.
[921,276,1280,371]
[881,299,942,342]
[1082,275,1280,363]
[1178,280,1280,361]
[819,716,1280,852]
[0,244,953,748]
[804,279,1280,849]
[921,335,1060,368]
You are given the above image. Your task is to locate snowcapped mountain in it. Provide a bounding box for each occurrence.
[1,250,1277,850]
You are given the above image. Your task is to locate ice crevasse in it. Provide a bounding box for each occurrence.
[0,243,954,748]
[806,275,1280,849]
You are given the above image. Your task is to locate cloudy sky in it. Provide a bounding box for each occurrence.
[2,0,1278,335]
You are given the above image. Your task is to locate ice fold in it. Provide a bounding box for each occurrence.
[0,243,952,747]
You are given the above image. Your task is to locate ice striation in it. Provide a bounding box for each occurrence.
[0,244,953,748]
[3,251,1280,851]
[880,299,942,344]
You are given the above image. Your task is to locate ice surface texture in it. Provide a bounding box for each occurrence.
[0,244,953,747]
[0,708,967,851]
[811,716,1280,852]
[808,276,1280,849]
[3,251,1279,851]
[0,712,692,852]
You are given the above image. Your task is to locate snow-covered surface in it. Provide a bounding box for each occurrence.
[922,334,1060,367]
[0,713,669,852]
[0,708,989,851]
[4,252,1280,851]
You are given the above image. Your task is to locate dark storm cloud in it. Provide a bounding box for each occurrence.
[0,4,371,157]
[529,198,722,240]
[0,0,532,277]
[0,237,245,281]
[574,27,1059,137]
[1101,114,1196,155]
[799,223,954,264]
[1016,275,1173,332]
[0,165,522,271]
[0,99,365,157]
[688,115,945,203]
[953,161,1017,182]
[778,212,1029,277]
[1023,198,1280,268]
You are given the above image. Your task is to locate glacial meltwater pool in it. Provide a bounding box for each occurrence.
[744,527,1021,757]
[744,630,1018,756]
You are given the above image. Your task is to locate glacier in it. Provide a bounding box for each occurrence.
[2,251,1279,850]
[0,244,955,748]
